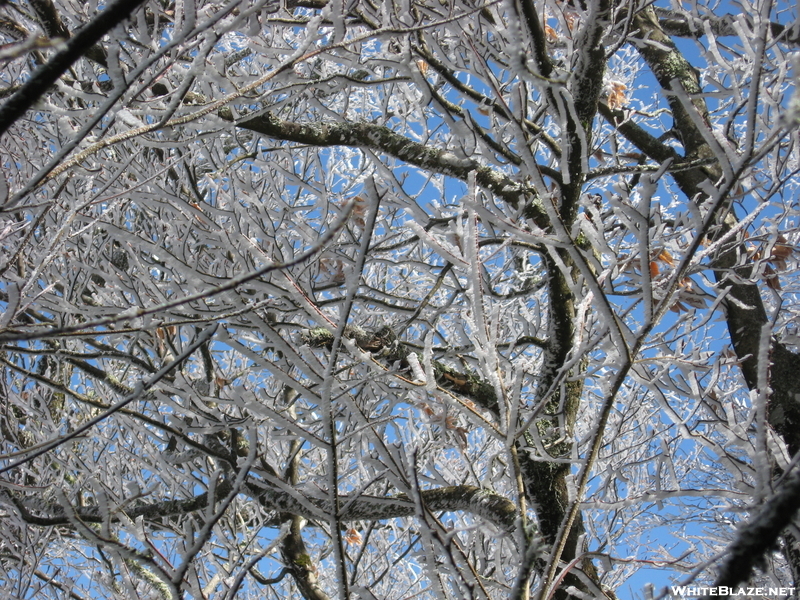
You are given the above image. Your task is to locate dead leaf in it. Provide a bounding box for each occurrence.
[607,82,627,110]
[657,249,675,267]
[344,528,363,545]
[764,264,781,290]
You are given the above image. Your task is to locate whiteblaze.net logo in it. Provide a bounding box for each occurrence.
[670,586,796,597]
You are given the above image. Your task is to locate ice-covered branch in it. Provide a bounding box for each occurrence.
[714,468,800,595]
[655,8,799,45]
[237,112,544,218]
[0,0,145,136]
[0,323,219,475]
[9,482,519,535]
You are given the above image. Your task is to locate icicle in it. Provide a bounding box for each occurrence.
[407,352,426,384]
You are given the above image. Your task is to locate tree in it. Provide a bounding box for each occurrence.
[0,0,798,598]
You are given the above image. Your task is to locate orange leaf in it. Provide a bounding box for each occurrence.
[350,196,368,228]
[657,249,675,267]
[565,11,578,30]
[592,149,608,164]
[649,261,659,277]
[671,301,687,313]
[344,528,362,545]
[607,82,627,110]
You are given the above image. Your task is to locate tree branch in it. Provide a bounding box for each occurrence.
[0,323,218,475]
[281,516,332,600]
[714,468,800,596]
[597,102,681,164]
[631,7,715,161]
[301,324,500,412]
[516,0,555,78]
[9,482,519,535]
[655,8,799,45]
[237,112,546,220]
[627,3,800,582]
[0,0,144,136]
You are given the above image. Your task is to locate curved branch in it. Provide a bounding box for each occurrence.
[632,7,715,161]
[237,112,546,220]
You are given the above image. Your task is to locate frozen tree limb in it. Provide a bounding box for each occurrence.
[714,469,800,595]
[0,323,219,475]
[9,483,519,535]
[655,8,799,45]
[237,112,546,219]
[2,0,799,597]
[0,0,146,136]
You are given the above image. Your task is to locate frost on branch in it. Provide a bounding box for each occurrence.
[2,0,800,598]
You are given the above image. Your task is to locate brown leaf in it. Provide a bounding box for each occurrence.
[657,249,675,267]
[670,301,687,313]
[770,236,793,269]
[607,82,627,110]
[764,264,782,290]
